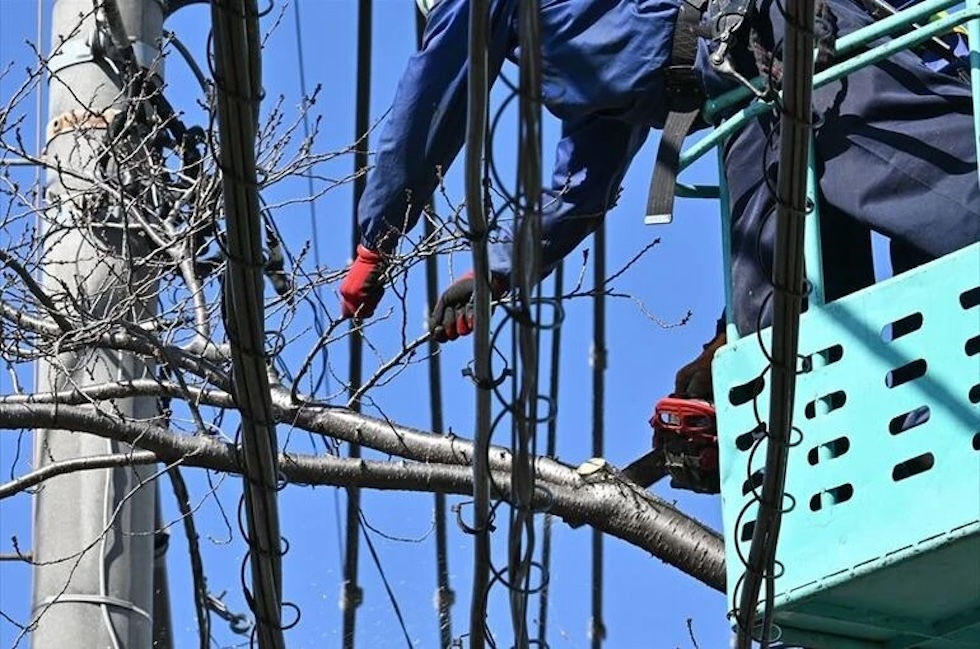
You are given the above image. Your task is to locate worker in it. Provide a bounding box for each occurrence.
[339,0,980,351]
[674,0,978,400]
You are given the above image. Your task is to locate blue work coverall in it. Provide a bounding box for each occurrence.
[356,0,980,336]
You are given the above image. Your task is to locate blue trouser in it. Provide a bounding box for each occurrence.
[720,0,980,336]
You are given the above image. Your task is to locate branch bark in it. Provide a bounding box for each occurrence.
[0,451,159,499]
[0,402,726,592]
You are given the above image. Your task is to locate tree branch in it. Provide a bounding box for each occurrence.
[0,249,74,333]
[0,402,726,591]
[0,450,159,499]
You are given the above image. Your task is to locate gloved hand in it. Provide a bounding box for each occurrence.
[339,245,387,319]
[673,331,727,401]
[428,271,508,343]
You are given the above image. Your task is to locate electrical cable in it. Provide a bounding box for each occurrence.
[34,0,43,212]
[507,1,545,645]
[208,1,288,647]
[162,29,209,94]
[358,515,414,648]
[342,1,372,646]
[536,262,563,648]
[449,4,563,645]
[589,223,606,649]
[730,1,818,647]
[100,438,125,649]
[463,1,495,648]
[166,465,213,649]
[414,8,456,648]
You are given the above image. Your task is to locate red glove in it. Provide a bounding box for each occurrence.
[673,331,727,401]
[339,245,386,319]
[428,271,508,343]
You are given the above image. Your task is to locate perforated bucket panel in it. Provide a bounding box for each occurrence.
[714,243,980,648]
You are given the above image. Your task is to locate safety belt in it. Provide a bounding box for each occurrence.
[644,0,709,224]
[645,0,967,225]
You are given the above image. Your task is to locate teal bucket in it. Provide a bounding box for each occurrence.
[713,242,980,648]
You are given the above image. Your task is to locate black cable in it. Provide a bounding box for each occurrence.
[730,2,818,646]
[452,3,562,646]
[347,0,373,413]
[464,1,495,647]
[507,1,545,645]
[359,516,414,648]
[342,1,373,647]
[536,262,562,648]
[208,2,287,647]
[167,465,211,649]
[414,8,456,648]
[590,224,606,649]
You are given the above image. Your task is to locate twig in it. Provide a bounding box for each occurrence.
[0,249,73,333]
[345,332,432,408]
[290,316,345,402]
[687,617,701,649]
[0,450,158,499]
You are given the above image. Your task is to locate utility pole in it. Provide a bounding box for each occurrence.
[32,1,164,648]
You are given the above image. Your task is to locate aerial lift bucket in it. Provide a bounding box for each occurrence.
[702,1,980,646]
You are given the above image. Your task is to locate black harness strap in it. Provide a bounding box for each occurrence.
[645,0,709,224]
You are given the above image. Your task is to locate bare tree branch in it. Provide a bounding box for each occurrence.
[0,402,725,591]
[0,251,74,333]
[0,450,158,499]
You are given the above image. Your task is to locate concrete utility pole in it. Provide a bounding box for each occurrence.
[32,1,163,648]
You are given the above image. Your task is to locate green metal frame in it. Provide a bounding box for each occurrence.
[666,0,980,339]
[656,2,980,647]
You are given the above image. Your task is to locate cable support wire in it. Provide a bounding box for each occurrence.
[347,0,372,410]
[590,223,607,649]
[504,1,546,647]
[33,0,43,207]
[469,281,562,647]
[341,2,372,648]
[454,4,565,645]
[536,262,563,648]
[732,2,816,647]
[414,9,456,648]
[167,465,213,649]
[208,1,287,648]
[463,1,496,647]
[454,11,570,647]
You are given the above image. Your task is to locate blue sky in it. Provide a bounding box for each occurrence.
[0,1,739,647]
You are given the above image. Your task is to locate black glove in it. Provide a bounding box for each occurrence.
[673,331,727,401]
[428,271,508,343]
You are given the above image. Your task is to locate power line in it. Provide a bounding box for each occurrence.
[589,224,607,649]
[414,8,455,648]
[290,0,345,615]
[33,0,43,211]
[208,0,287,646]
[342,1,373,647]
[508,0,545,644]
[733,0,817,644]
[536,262,563,647]
[359,515,414,648]
[463,1,494,647]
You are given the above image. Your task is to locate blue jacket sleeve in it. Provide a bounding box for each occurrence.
[357,0,514,253]
[489,114,650,279]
